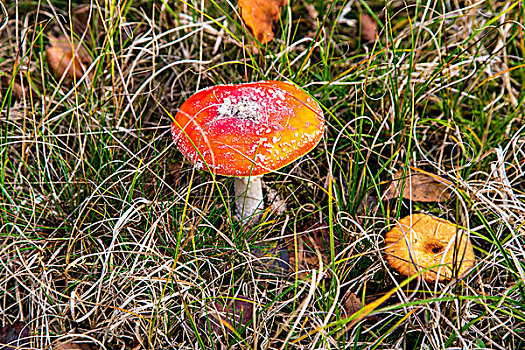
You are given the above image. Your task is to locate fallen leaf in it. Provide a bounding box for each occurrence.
[384,168,452,202]
[0,321,29,350]
[337,292,370,336]
[46,36,92,81]
[12,81,26,99]
[54,342,91,350]
[209,296,255,336]
[360,13,377,42]
[238,0,287,44]
[306,4,319,20]
[343,293,362,317]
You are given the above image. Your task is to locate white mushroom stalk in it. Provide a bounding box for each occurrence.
[234,175,264,225]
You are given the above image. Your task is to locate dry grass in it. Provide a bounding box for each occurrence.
[1,0,524,349]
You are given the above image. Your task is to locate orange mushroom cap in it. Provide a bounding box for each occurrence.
[384,213,475,282]
[172,81,324,177]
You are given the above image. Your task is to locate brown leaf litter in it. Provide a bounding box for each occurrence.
[209,296,255,337]
[338,292,382,335]
[53,341,92,350]
[46,36,92,82]
[360,14,377,42]
[0,321,29,350]
[384,168,452,202]
[238,0,287,44]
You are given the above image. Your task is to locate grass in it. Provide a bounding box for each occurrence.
[1,0,525,348]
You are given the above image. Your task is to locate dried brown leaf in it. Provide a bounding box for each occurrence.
[384,168,452,202]
[12,81,25,99]
[46,36,92,81]
[338,292,368,335]
[239,0,287,44]
[0,321,29,350]
[209,296,255,336]
[53,342,92,350]
[360,14,377,42]
[306,4,319,20]
[343,293,362,317]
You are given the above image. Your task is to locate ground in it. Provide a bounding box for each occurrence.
[1,0,524,349]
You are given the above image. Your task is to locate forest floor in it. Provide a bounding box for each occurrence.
[1,0,525,349]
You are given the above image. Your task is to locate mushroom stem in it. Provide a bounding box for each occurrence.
[234,175,264,225]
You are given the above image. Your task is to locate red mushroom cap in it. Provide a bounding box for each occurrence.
[172,81,324,177]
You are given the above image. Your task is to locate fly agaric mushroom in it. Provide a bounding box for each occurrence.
[384,213,475,282]
[172,81,324,225]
